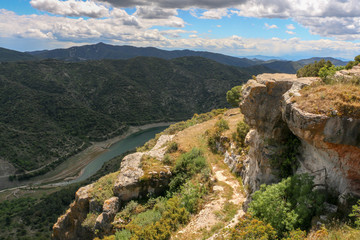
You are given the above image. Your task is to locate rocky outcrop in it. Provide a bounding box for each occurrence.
[240,73,360,198]
[334,64,360,80]
[94,197,119,235]
[52,135,174,240]
[52,184,94,240]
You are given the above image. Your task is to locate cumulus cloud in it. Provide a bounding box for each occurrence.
[198,9,229,19]
[265,23,278,29]
[134,6,177,19]
[2,9,359,59]
[286,24,295,30]
[95,0,246,9]
[30,0,110,18]
[286,30,296,35]
[232,0,360,39]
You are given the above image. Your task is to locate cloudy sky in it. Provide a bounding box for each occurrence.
[1,0,360,59]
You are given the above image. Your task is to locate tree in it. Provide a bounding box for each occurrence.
[319,65,336,83]
[226,85,243,107]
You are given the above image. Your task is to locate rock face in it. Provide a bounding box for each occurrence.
[240,73,360,198]
[52,135,174,240]
[52,184,94,240]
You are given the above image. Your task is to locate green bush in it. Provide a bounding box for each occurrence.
[296,59,332,78]
[179,181,208,213]
[249,174,325,237]
[215,118,229,132]
[319,65,336,83]
[169,148,208,192]
[233,121,250,149]
[115,229,131,240]
[130,197,189,240]
[226,85,243,107]
[349,200,360,228]
[207,118,230,153]
[229,214,277,240]
[130,209,162,227]
[81,213,98,230]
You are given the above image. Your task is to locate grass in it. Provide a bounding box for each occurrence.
[89,171,119,204]
[292,83,360,118]
[136,109,227,152]
[139,155,170,181]
[307,224,360,240]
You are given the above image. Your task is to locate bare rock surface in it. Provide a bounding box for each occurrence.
[52,184,94,240]
[240,73,360,197]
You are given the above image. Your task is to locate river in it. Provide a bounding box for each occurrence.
[70,126,168,183]
[0,125,168,191]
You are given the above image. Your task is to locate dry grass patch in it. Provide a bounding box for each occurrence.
[293,83,360,118]
[307,224,360,240]
[139,155,170,181]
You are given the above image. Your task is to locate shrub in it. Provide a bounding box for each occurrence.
[179,181,208,213]
[233,121,250,149]
[116,201,139,223]
[81,212,98,230]
[115,229,131,240]
[249,174,325,237]
[215,118,229,132]
[130,197,189,240]
[283,229,306,240]
[226,85,243,107]
[90,172,118,204]
[166,142,178,154]
[207,118,230,153]
[229,214,277,240]
[169,148,208,192]
[319,65,336,83]
[349,200,360,228]
[296,59,330,78]
[130,209,162,227]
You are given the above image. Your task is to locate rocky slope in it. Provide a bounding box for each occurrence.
[52,135,173,240]
[52,73,359,239]
[239,73,360,200]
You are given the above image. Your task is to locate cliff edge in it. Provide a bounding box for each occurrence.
[240,73,360,200]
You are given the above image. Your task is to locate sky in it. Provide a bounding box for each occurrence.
[0,0,360,60]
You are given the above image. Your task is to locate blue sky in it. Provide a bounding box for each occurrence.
[0,0,360,60]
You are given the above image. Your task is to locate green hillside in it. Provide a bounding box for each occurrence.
[0,56,268,172]
[0,47,37,62]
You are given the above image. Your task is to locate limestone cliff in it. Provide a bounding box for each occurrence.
[52,135,173,240]
[239,73,360,200]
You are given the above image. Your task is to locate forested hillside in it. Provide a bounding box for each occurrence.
[0,56,270,172]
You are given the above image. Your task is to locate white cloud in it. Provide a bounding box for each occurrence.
[199,9,229,19]
[265,23,278,29]
[231,0,360,40]
[30,0,110,18]
[95,0,246,9]
[2,9,359,59]
[286,24,295,30]
[134,6,178,19]
[286,30,296,35]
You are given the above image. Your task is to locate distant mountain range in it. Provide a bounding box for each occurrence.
[0,47,37,62]
[0,43,349,74]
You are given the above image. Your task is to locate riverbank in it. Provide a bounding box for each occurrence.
[0,122,173,192]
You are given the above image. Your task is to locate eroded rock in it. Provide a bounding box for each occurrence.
[240,73,360,199]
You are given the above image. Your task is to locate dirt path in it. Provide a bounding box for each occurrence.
[172,109,246,240]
